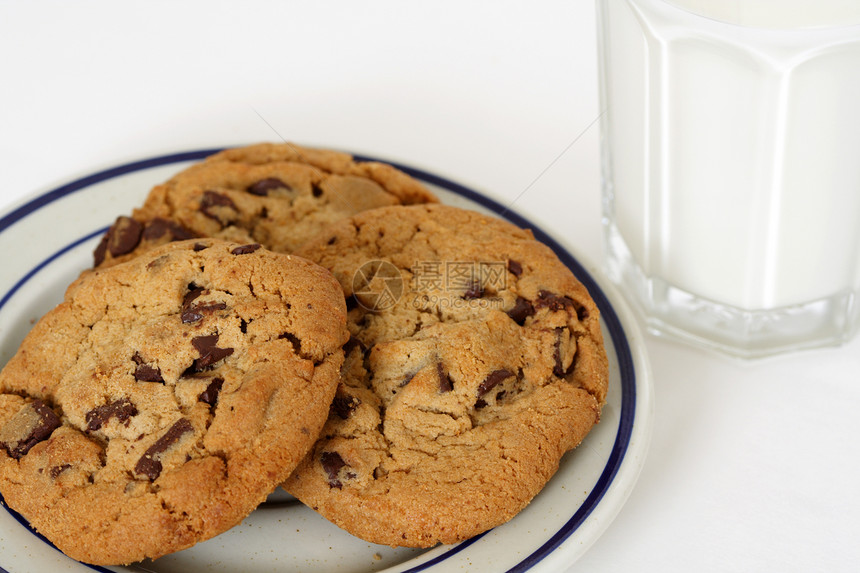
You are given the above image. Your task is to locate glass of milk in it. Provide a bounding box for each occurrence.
[597,0,860,358]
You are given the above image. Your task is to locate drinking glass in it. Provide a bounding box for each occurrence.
[597,0,860,357]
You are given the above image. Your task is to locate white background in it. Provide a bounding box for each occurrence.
[1,1,858,572]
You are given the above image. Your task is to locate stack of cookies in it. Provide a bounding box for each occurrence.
[0,143,609,565]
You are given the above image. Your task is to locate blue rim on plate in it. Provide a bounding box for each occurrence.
[0,150,636,573]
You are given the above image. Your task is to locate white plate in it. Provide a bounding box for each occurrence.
[0,150,653,573]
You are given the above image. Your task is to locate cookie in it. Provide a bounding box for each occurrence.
[284,204,609,547]
[93,142,438,269]
[0,239,348,565]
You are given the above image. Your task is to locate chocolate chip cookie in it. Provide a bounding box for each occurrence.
[284,204,609,547]
[94,142,438,269]
[0,239,348,565]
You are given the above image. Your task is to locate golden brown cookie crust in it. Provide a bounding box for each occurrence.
[0,239,348,565]
[284,204,609,547]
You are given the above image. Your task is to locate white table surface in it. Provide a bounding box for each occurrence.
[1,1,858,572]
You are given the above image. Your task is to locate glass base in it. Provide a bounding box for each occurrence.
[604,224,858,359]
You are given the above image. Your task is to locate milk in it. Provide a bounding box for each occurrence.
[597,0,860,356]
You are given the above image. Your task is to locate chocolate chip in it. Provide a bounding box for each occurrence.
[231,243,262,255]
[331,393,361,420]
[507,259,523,277]
[190,334,234,371]
[132,353,164,383]
[193,242,209,251]
[507,296,535,325]
[476,369,515,399]
[93,233,109,266]
[197,377,224,406]
[437,362,453,393]
[134,364,163,383]
[184,283,203,299]
[49,464,72,479]
[85,398,138,431]
[535,290,575,312]
[199,191,237,223]
[181,285,205,321]
[95,215,185,266]
[462,281,484,300]
[0,400,61,460]
[320,451,348,489]
[180,285,227,324]
[247,177,291,196]
[134,418,193,480]
[141,218,171,240]
[142,218,195,242]
[312,184,324,198]
[107,216,143,258]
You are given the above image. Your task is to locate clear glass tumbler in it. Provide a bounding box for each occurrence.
[596,0,860,358]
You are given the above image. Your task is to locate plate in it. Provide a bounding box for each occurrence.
[0,150,653,573]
